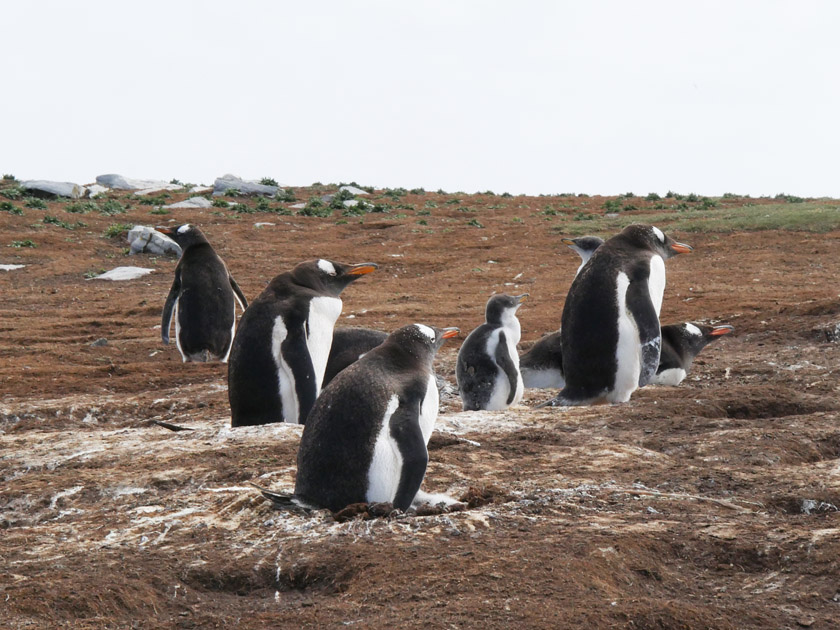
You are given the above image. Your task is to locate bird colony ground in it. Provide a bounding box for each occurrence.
[1,181,839,629]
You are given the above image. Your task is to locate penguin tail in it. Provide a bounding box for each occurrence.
[249,482,310,511]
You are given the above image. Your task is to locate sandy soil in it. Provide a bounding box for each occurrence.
[2,184,839,629]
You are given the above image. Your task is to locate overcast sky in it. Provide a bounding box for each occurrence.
[3,1,839,197]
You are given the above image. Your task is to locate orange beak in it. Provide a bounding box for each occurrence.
[347,263,378,276]
[156,226,175,235]
[670,241,693,254]
[440,327,460,339]
[710,325,734,337]
[561,238,575,247]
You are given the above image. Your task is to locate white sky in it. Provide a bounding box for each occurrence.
[3,1,839,197]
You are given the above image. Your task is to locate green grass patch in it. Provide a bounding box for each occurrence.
[103,223,134,238]
[1,201,23,215]
[10,239,36,248]
[25,198,48,209]
[556,201,840,236]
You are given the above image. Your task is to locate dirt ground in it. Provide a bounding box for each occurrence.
[1,184,839,629]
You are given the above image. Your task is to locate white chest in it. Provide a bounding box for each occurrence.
[418,374,439,445]
[367,395,403,504]
[648,255,666,317]
[271,315,299,423]
[305,296,343,394]
[612,271,641,403]
[484,320,524,409]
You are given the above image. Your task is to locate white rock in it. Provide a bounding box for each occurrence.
[343,199,362,207]
[95,174,182,194]
[339,185,369,195]
[127,226,182,256]
[212,174,279,197]
[289,203,306,209]
[90,267,155,281]
[188,186,213,194]
[1,264,25,271]
[20,180,83,199]
[84,184,109,198]
[163,197,213,209]
[254,222,275,228]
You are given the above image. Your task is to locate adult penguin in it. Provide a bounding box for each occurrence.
[290,324,461,512]
[651,322,734,385]
[322,327,388,387]
[228,259,377,426]
[456,294,527,411]
[158,224,248,362]
[539,224,692,406]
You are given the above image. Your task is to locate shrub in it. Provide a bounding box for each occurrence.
[100,200,126,215]
[410,187,426,195]
[2,174,15,181]
[1,201,22,214]
[700,197,719,209]
[65,201,99,213]
[212,198,230,208]
[297,198,333,217]
[260,177,278,186]
[645,192,661,201]
[25,198,48,209]
[10,239,36,248]
[467,218,484,228]
[1,187,23,200]
[103,223,134,238]
[603,199,622,212]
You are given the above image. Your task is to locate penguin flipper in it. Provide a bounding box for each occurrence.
[249,482,312,511]
[626,275,661,387]
[389,400,429,511]
[494,330,520,406]
[229,274,248,310]
[280,331,318,424]
[161,271,181,345]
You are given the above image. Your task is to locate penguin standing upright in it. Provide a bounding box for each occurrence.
[227,259,377,427]
[158,224,248,362]
[651,322,734,385]
[541,224,692,406]
[520,235,604,388]
[456,294,527,411]
[561,235,604,275]
[322,327,388,387]
[292,324,461,512]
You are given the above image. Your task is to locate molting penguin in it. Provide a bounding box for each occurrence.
[562,235,604,275]
[540,224,692,406]
[651,322,733,386]
[158,224,248,362]
[292,324,461,512]
[322,327,388,387]
[227,259,377,427]
[456,294,527,411]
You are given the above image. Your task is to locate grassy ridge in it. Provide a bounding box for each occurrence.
[559,201,840,236]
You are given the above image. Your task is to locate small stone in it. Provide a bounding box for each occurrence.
[212,174,279,197]
[90,267,155,281]
[163,197,213,209]
[90,338,108,347]
[95,174,182,194]
[0,264,25,271]
[339,185,369,195]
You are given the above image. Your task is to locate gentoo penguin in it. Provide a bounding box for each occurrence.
[562,235,604,275]
[456,294,527,411]
[651,322,734,386]
[519,236,603,387]
[227,259,377,427]
[540,224,692,406]
[293,324,461,512]
[322,327,388,387]
[158,224,248,362]
[519,331,564,389]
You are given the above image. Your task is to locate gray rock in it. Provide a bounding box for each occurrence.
[0,264,26,271]
[90,338,108,347]
[90,266,155,281]
[83,184,109,198]
[127,226,183,257]
[339,185,369,196]
[289,203,306,209]
[95,174,182,195]
[20,180,83,199]
[212,174,279,197]
[163,197,213,209]
[343,199,362,207]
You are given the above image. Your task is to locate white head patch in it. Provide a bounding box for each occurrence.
[684,323,702,336]
[414,324,435,341]
[177,224,191,234]
[317,259,337,276]
[651,226,665,243]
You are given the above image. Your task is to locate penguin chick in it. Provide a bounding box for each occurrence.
[456,294,528,411]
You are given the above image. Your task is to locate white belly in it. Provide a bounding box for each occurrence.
[521,367,565,390]
[483,324,524,410]
[367,395,403,503]
[648,255,666,317]
[271,315,300,423]
[611,272,641,403]
[305,296,343,396]
[650,368,686,386]
[418,374,438,445]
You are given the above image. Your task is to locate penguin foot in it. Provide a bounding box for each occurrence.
[250,482,311,511]
[533,397,562,409]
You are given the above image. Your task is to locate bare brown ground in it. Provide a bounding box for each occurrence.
[1,186,839,629]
